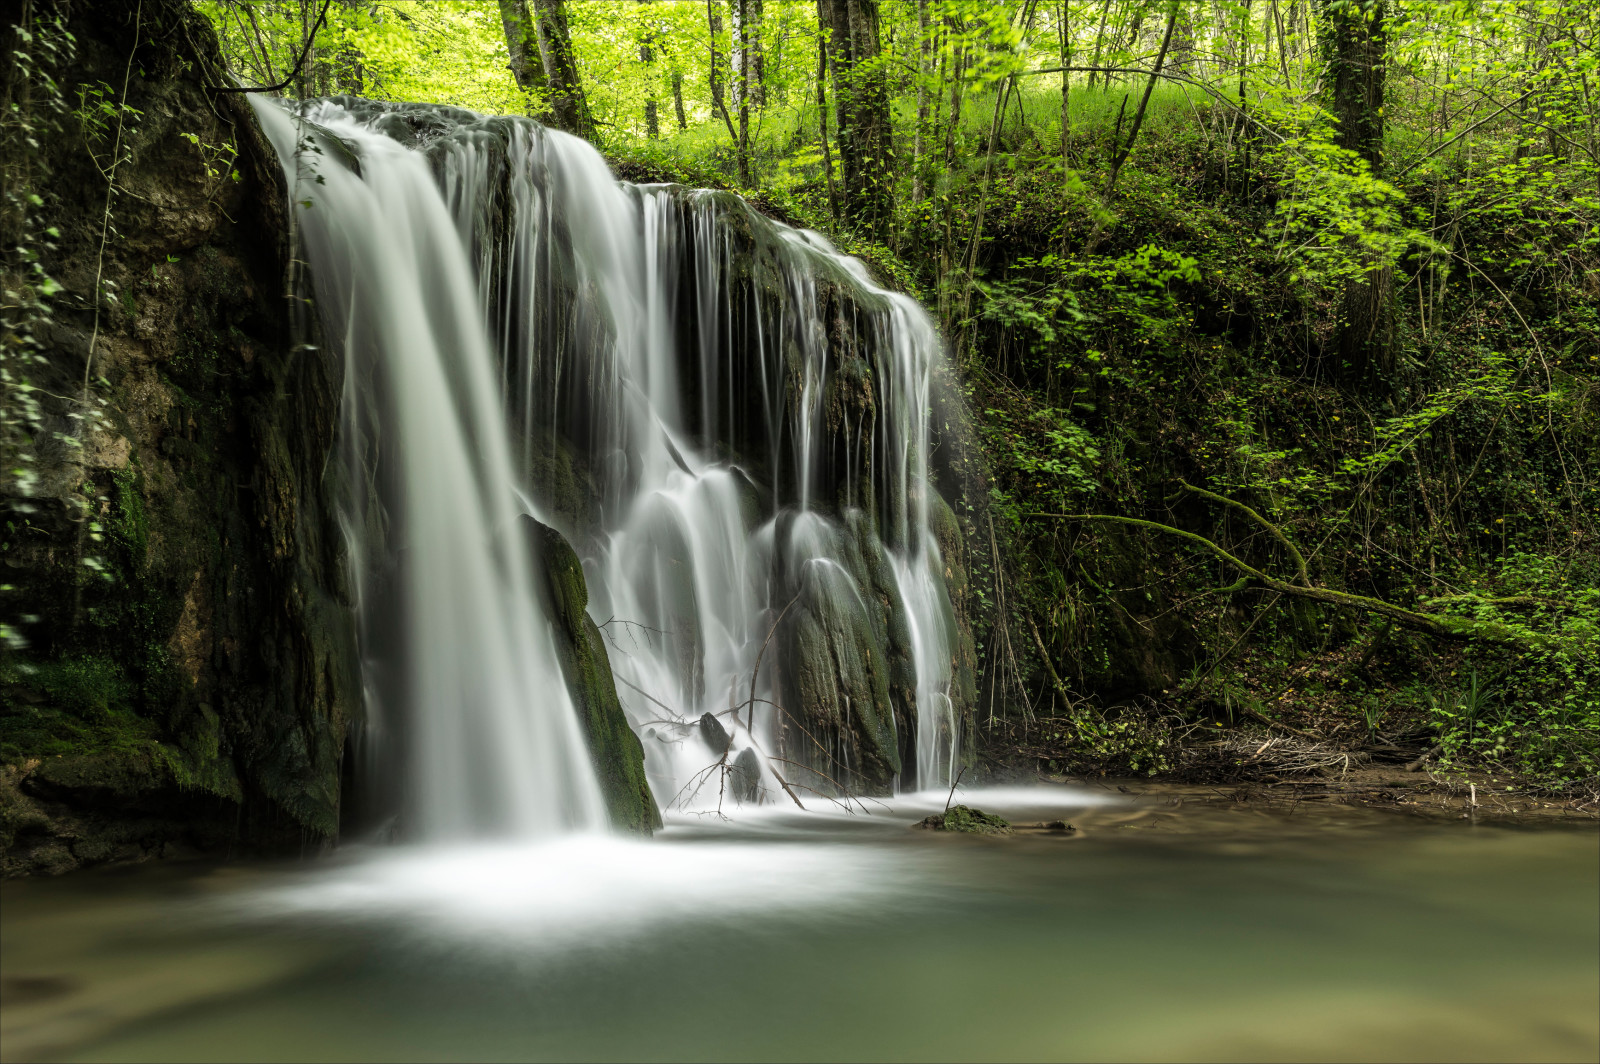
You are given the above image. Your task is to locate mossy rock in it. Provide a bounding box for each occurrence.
[914,804,1012,836]
[522,515,661,834]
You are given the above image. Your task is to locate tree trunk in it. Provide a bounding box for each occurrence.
[820,0,893,239]
[1168,8,1193,75]
[734,0,749,166]
[638,0,659,139]
[296,0,317,99]
[335,0,365,95]
[709,1,728,115]
[911,0,930,205]
[672,70,688,130]
[1318,0,1392,384]
[498,0,552,119]
[1087,0,1112,89]
[1058,0,1071,169]
[531,0,595,141]
[749,0,766,108]
[818,28,840,222]
[818,0,853,201]
[1105,2,1179,195]
[707,0,743,175]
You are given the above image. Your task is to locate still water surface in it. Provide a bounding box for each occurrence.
[3,786,1596,1062]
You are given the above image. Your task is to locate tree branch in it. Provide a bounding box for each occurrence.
[1025,512,1541,647]
[1175,479,1310,586]
[212,0,333,94]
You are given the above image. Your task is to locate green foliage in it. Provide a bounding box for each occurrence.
[1264,136,1413,287]
[1427,554,1600,790]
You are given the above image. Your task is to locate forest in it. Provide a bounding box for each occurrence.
[172,0,1600,794]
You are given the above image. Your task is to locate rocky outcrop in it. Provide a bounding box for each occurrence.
[523,517,660,834]
[1,0,356,874]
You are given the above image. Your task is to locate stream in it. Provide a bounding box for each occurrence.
[3,786,1595,1063]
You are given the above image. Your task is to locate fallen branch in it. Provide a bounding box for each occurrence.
[1025,511,1548,649]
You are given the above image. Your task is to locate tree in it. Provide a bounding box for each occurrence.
[1319,0,1392,385]
[637,0,660,139]
[498,0,552,121]
[707,0,746,182]
[818,0,893,239]
[531,0,595,140]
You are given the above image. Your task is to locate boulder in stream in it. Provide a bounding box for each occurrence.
[914,805,1013,836]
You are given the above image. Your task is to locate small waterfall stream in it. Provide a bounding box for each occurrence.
[255,97,962,835]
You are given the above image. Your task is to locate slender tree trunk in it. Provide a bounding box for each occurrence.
[734,0,750,176]
[749,0,766,108]
[911,0,930,205]
[1059,0,1072,168]
[709,0,728,117]
[335,0,365,95]
[672,70,688,130]
[1168,7,1193,75]
[1238,0,1251,196]
[296,0,316,99]
[1105,2,1179,194]
[707,0,743,172]
[819,0,855,208]
[1318,0,1392,385]
[638,0,659,139]
[818,29,840,222]
[942,20,965,170]
[1087,0,1112,89]
[642,42,660,137]
[532,0,595,141]
[730,0,745,112]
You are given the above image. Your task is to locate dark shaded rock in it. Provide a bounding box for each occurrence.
[913,805,1012,836]
[698,712,731,756]
[730,747,761,803]
[771,513,902,796]
[522,516,660,834]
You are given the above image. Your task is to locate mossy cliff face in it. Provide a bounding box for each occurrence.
[1,0,357,874]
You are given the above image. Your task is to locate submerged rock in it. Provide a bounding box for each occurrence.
[914,805,1013,836]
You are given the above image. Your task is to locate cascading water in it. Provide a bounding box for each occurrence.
[256,96,968,833]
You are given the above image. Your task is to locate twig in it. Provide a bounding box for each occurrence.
[943,764,967,814]
[747,592,800,731]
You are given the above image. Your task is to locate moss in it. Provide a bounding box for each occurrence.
[109,466,149,567]
[0,656,155,763]
[915,804,1013,836]
[523,515,661,833]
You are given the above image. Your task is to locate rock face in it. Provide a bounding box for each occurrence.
[0,0,359,874]
[523,517,660,834]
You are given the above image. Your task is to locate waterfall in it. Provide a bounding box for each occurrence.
[256,97,963,834]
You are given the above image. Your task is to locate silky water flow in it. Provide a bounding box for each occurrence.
[254,97,961,835]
